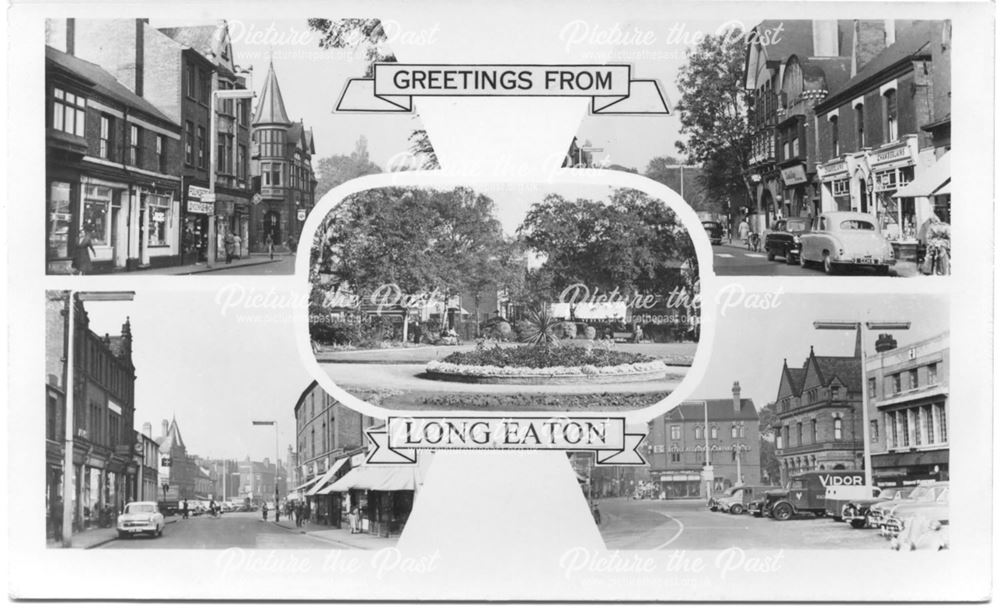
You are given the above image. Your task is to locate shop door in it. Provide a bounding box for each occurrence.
[110,206,122,268]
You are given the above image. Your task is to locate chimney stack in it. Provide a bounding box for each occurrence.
[161,419,169,437]
[732,381,742,414]
[142,422,152,438]
[875,333,898,353]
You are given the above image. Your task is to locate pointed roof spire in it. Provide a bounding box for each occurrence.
[253,59,291,125]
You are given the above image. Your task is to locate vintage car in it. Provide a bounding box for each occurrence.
[824,484,882,521]
[842,486,915,529]
[881,484,949,538]
[708,485,744,511]
[798,211,895,275]
[762,470,867,521]
[116,501,165,538]
[716,485,781,515]
[702,221,724,245]
[764,217,812,264]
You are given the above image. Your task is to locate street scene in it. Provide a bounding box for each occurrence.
[309,184,700,412]
[711,242,919,277]
[580,293,949,551]
[45,290,421,549]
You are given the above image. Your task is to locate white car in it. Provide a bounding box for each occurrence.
[799,211,895,275]
[116,501,165,538]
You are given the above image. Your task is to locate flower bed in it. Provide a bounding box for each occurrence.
[425,345,668,385]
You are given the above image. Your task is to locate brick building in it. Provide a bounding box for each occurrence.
[773,330,865,483]
[45,44,183,274]
[866,332,949,485]
[250,61,317,252]
[152,417,207,502]
[45,293,138,537]
[237,458,287,507]
[646,382,761,498]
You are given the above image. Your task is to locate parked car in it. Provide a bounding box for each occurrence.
[762,470,867,521]
[717,485,782,515]
[842,486,915,529]
[116,501,165,539]
[798,211,895,275]
[702,221,724,245]
[824,484,882,520]
[764,217,811,264]
[708,485,744,511]
[878,482,949,537]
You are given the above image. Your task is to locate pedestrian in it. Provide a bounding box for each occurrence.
[287,235,297,255]
[275,502,280,523]
[224,231,235,264]
[633,323,644,344]
[265,232,274,260]
[738,217,750,246]
[74,228,97,275]
[262,503,268,521]
[295,502,303,528]
[348,506,359,534]
[232,233,242,260]
[182,499,189,520]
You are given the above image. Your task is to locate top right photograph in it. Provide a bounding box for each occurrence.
[707,20,951,277]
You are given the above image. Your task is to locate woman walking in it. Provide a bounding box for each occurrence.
[74,228,97,275]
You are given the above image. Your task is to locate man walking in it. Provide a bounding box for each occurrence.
[295,502,303,528]
[182,498,189,520]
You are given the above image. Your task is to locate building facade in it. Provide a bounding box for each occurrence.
[866,332,949,485]
[153,417,206,502]
[773,332,865,483]
[250,61,317,252]
[45,293,138,537]
[137,425,161,502]
[236,458,287,507]
[646,382,761,498]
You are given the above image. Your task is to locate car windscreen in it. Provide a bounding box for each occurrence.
[125,504,156,514]
[840,219,875,230]
[909,486,940,501]
[786,220,809,232]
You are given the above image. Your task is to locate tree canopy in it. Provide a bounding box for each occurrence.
[314,136,382,201]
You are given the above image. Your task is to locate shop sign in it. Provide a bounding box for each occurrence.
[187,185,210,200]
[187,200,214,215]
[297,208,307,221]
[152,211,166,223]
[871,138,917,170]
[780,165,807,185]
[818,160,848,180]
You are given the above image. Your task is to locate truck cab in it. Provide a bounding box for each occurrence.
[763,471,867,521]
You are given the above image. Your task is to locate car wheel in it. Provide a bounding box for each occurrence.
[772,503,793,521]
[799,252,810,269]
[766,248,775,261]
[730,504,745,515]
[850,519,867,529]
[785,251,797,265]
[823,254,837,275]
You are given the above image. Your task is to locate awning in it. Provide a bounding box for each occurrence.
[893,152,950,198]
[933,180,951,196]
[293,475,321,491]
[306,457,350,496]
[872,449,949,468]
[325,465,418,493]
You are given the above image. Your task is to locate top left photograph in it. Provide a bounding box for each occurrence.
[44,18,428,275]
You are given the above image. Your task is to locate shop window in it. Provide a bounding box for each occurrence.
[855,103,865,148]
[48,181,73,259]
[52,87,86,137]
[147,194,172,247]
[99,115,113,160]
[829,115,839,156]
[883,89,898,142]
[83,185,113,245]
[936,404,947,443]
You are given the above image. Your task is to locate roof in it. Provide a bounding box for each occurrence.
[253,61,291,125]
[46,46,178,127]
[812,356,863,393]
[816,21,936,112]
[755,20,815,65]
[155,417,186,452]
[665,399,760,422]
[799,56,852,94]
[784,366,806,395]
[157,25,221,57]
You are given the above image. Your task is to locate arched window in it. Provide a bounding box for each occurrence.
[710,426,718,440]
[883,89,898,141]
[694,426,703,440]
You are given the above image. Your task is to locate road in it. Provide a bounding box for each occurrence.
[196,255,296,276]
[712,244,916,277]
[100,511,349,549]
[598,498,887,550]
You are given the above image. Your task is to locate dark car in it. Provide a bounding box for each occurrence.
[765,217,812,264]
[702,221,724,245]
[761,470,867,521]
[843,486,915,529]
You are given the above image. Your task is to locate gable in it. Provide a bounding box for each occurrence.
[776,367,798,400]
[801,356,825,392]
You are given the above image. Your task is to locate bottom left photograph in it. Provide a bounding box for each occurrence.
[43,289,424,550]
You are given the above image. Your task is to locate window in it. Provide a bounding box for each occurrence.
[52,87,86,137]
[927,363,938,385]
[891,373,901,394]
[146,194,172,246]
[99,115,112,159]
[694,426,703,440]
[739,424,745,439]
[670,425,680,440]
[262,162,283,187]
[811,419,818,443]
[923,405,934,444]
[914,408,923,446]
[186,63,196,99]
[731,424,738,439]
[832,179,850,197]
[868,378,877,400]
[128,124,140,166]
[48,181,73,259]
[710,426,718,440]
[834,417,843,440]
[197,126,206,168]
[936,403,947,443]
[82,185,113,245]
[796,422,803,446]
[830,115,839,156]
[238,99,248,126]
[870,420,879,443]
[885,412,895,448]
[670,453,681,463]
[900,410,910,446]
[883,89,898,141]
[185,121,194,165]
[237,144,247,180]
[908,369,918,390]
[855,103,865,148]
[46,394,59,441]
[776,434,783,450]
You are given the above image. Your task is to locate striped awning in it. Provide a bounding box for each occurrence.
[306,457,350,496]
[325,465,418,493]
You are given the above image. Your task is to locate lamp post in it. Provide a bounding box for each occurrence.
[252,421,279,512]
[813,320,911,486]
[699,400,713,501]
[60,291,134,547]
[208,87,256,267]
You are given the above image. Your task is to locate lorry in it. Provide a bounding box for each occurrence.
[761,470,867,521]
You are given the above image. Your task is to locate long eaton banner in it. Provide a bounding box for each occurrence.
[366,417,646,465]
[337,63,670,114]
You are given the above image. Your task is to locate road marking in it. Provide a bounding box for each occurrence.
[715,253,734,258]
[744,253,767,259]
[651,509,685,550]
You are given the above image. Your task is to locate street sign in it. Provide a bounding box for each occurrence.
[297,209,307,221]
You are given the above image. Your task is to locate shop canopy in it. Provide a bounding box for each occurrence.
[292,475,321,492]
[893,151,951,198]
[305,457,351,496]
[324,465,418,493]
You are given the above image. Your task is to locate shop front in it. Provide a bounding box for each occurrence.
[136,185,182,270]
[892,150,951,226]
[868,136,921,261]
[183,184,214,264]
[656,471,703,499]
[817,156,857,213]
[326,465,418,537]
[872,449,949,487]
[779,163,812,218]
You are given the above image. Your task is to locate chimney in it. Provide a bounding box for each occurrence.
[134,20,145,97]
[161,419,169,437]
[875,333,898,353]
[732,381,742,414]
[66,18,75,55]
[142,422,152,438]
[854,20,890,74]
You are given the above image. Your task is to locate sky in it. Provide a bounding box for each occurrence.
[149,18,731,173]
[695,293,949,411]
[81,288,311,463]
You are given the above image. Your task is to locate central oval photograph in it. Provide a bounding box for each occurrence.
[305,180,705,413]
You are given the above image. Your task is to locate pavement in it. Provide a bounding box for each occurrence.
[269,518,399,551]
[597,497,890,550]
[94,254,294,276]
[712,242,919,277]
[46,515,180,549]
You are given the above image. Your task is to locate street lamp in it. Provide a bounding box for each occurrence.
[61,291,135,547]
[813,320,911,487]
[207,87,256,267]
[252,420,279,513]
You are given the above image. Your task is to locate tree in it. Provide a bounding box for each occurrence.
[674,31,754,215]
[314,136,382,200]
[757,402,782,484]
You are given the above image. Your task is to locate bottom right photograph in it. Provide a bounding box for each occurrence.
[578,292,949,552]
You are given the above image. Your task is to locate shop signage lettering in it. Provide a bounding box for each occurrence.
[367,417,646,465]
[780,165,807,185]
[188,201,214,215]
[819,474,864,486]
[873,145,911,165]
[820,161,847,178]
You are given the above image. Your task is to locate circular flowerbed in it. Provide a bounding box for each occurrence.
[424,344,669,385]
